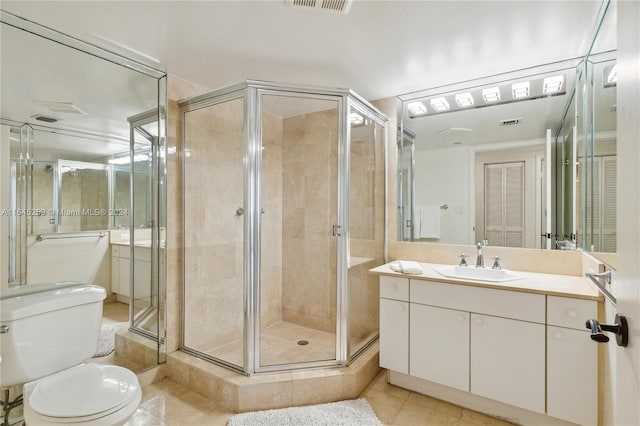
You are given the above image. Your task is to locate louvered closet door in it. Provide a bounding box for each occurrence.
[484,164,504,245]
[484,162,525,247]
[601,156,617,252]
[577,156,616,252]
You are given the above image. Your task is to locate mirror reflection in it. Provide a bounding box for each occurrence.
[0,13,166,386]
[397,0,616,262]
[398,61,580,249]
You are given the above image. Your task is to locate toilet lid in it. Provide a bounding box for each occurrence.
[30,363,139,418]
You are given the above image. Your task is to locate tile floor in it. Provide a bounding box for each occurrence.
[125,370,516,426]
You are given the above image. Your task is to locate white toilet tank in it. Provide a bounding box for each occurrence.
[0,283,107,387]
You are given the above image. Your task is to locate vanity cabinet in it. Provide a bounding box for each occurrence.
[410,304,469,391]
[379,276,409,373]
[111,245,129,296]
[110,245,151,300]
[470,313,545,413]
[409,279,545,413]
[546,296,598,426]
[378,274,599,424]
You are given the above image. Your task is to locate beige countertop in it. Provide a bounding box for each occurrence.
[370,262,603,301]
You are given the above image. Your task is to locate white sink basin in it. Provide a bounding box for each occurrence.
[434,265,522,283]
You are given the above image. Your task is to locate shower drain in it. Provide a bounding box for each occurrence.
[297,340,309,346]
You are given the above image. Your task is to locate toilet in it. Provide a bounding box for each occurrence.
[0,282,141,425]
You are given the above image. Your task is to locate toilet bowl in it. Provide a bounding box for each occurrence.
[0,283,142,425]
[23,363,142,425]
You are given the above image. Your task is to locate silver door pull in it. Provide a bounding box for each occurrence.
[0,325,9,333]
[332,225,342,237]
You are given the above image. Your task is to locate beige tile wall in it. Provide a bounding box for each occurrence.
[166,75,212,353]
[31,163,54,234]
[79,168,109,230]
[281,109,339,333]
[260,111,284,329]
[182,98,245,353]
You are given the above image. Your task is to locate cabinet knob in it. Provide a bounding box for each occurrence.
[474,317,483,326]
[457,314,466,322]
[553,331,564,339]
[400,305,407,313]
[567,310,577,318]
[392,284,398,291]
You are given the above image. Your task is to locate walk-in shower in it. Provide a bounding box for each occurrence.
[180,80,386,374]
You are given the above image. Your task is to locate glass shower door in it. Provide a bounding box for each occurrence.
[347,102,385,359]
[258,92,340,369]
[182,95,246,370]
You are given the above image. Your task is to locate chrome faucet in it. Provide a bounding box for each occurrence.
[475,240,488,268]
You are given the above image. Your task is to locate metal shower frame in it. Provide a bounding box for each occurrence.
[179,80,387,375]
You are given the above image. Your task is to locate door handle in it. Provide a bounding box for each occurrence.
[585,315,628,347]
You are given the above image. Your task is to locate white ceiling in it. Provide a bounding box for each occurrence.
[0,0,616,146]
[1,0,613,100]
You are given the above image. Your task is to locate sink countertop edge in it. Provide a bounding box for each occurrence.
[370,261,603,301]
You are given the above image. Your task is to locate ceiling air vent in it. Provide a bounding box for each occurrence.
[499,118,522,126]
[31,114,59,123]
[285,0,352,14]
[36,101,87,115]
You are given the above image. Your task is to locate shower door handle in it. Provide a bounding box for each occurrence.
[332,225,342,237]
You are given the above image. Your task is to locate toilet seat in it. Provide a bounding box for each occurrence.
[25,363,141,424]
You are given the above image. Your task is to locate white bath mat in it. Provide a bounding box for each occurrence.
[94,322,127,357]
[227,398,381,426]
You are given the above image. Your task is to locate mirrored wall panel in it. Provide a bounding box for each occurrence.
[396,0,616,264]
[1,12,167,374]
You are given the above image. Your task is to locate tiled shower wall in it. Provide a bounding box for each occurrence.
[168,76,391,359]
[281,109,339,333]
[181,95,284,354]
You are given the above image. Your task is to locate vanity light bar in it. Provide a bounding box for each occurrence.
[455,92,474,107]
[430,97,450,112]
[349,112,364,125]
[482,87,500,103]
[407,101,428,116]
[543,75,564,94]
[512,81,530,99]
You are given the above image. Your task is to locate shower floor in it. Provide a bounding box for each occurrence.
[205,321,368,367]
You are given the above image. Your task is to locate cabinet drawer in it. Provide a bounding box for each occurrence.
[547,296,598,330]
[410,280,545,323]
[380,276,409,301]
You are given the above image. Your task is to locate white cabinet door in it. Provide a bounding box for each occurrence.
[410,304,469,391]
[118,256,130,297]
[380,298,409,373]
[470,314,545,413]
[133,258,151,305]
[111,255,120,294]
[547,326,598,425]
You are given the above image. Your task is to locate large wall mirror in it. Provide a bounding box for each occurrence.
[0,11,167,375]
[396,0,616,266]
